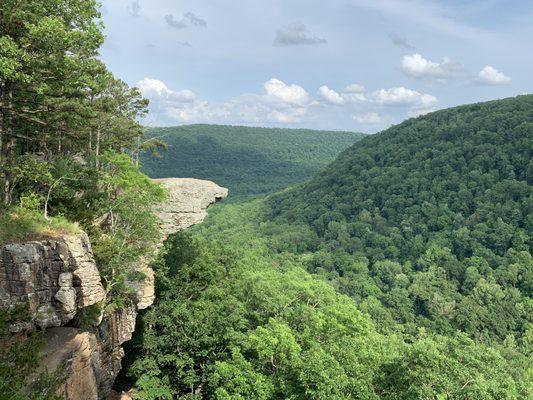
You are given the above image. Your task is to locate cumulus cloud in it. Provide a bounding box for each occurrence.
[401,53,459,80]
[477,65,511,85]
[138,78,172,97]
[318,86,345,105]
[137,77,439,131]
[165,12,207,30]
[354,112,382,124]
[274,23,327,46]
[371,87,438,107]
[344,83,366,93]
[138,78,196,103]
[138,77,314,125]
[128,1,140,17]
[264,78,311,106]
[389,33,415,50]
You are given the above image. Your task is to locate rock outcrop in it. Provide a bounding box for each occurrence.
[0,232,105,331]
[0,178,227,400]
[154,178,228,237]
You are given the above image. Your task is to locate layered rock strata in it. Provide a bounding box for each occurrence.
[0,232,105,331]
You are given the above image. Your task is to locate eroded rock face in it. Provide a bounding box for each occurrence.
[37,304,138,400]
[154,178,228,238]
[0,233,105,330]
[37,328,100,400]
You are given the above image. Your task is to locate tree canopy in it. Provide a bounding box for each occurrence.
[141,124,364,200]
[0,1,165,397]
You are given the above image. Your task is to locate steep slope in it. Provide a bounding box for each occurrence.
[266,95,532,340]
[141,124,364,200]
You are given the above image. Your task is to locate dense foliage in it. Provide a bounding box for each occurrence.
[0,0,166,299]
[123,203,530,399]
[141,125,364,200]
[123,96,532,399]
[0,1,165,396]
[265,95,533,345]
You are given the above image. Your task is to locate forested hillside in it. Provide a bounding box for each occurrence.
[122,96,532,399]
[267,94,533,343]
[141,125,364,199]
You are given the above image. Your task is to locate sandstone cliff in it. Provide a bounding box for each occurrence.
[0,233,105,331]
[0,178,227,400]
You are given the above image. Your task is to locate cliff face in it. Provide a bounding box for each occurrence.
[0,178,227,400]
[131,178,229,311]
[0,233,105,331]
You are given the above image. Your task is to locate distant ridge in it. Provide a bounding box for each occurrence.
[141,124,364,200]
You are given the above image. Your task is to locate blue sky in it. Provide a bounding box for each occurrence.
[99,0,533,132]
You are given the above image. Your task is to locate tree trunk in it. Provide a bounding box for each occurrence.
[0,82,4,165]
[39,128,46,158]
[95,123,101,170]
[3,86,14,205]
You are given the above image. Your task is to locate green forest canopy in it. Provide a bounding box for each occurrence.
[123,95,532,399]
[141,124,364,200]
[267,94,533,343]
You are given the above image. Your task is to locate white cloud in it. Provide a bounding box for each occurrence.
[318,86,345,105]
[137,77,439,131]
[138,78,196,102]
[138,78,172,97]
[401,53,457,79]
[354,112,382,124]
[339,84,367,102]
[344,83,366,93]
[165,100,211,122]
[371,87,438,107]
[170,89,197,103]
[139,77,314,125]
[264,78,311,106]
[267,108,308,123]
[477,65,511,85]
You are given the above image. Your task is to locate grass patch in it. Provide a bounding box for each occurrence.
[0,207,80,246]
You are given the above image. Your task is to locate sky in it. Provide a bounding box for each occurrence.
[99,0,533,133]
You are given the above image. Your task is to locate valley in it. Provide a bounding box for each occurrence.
[120,95,533,399]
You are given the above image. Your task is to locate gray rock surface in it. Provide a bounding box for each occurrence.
[0,232,105,330]
[154,178,228,238]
